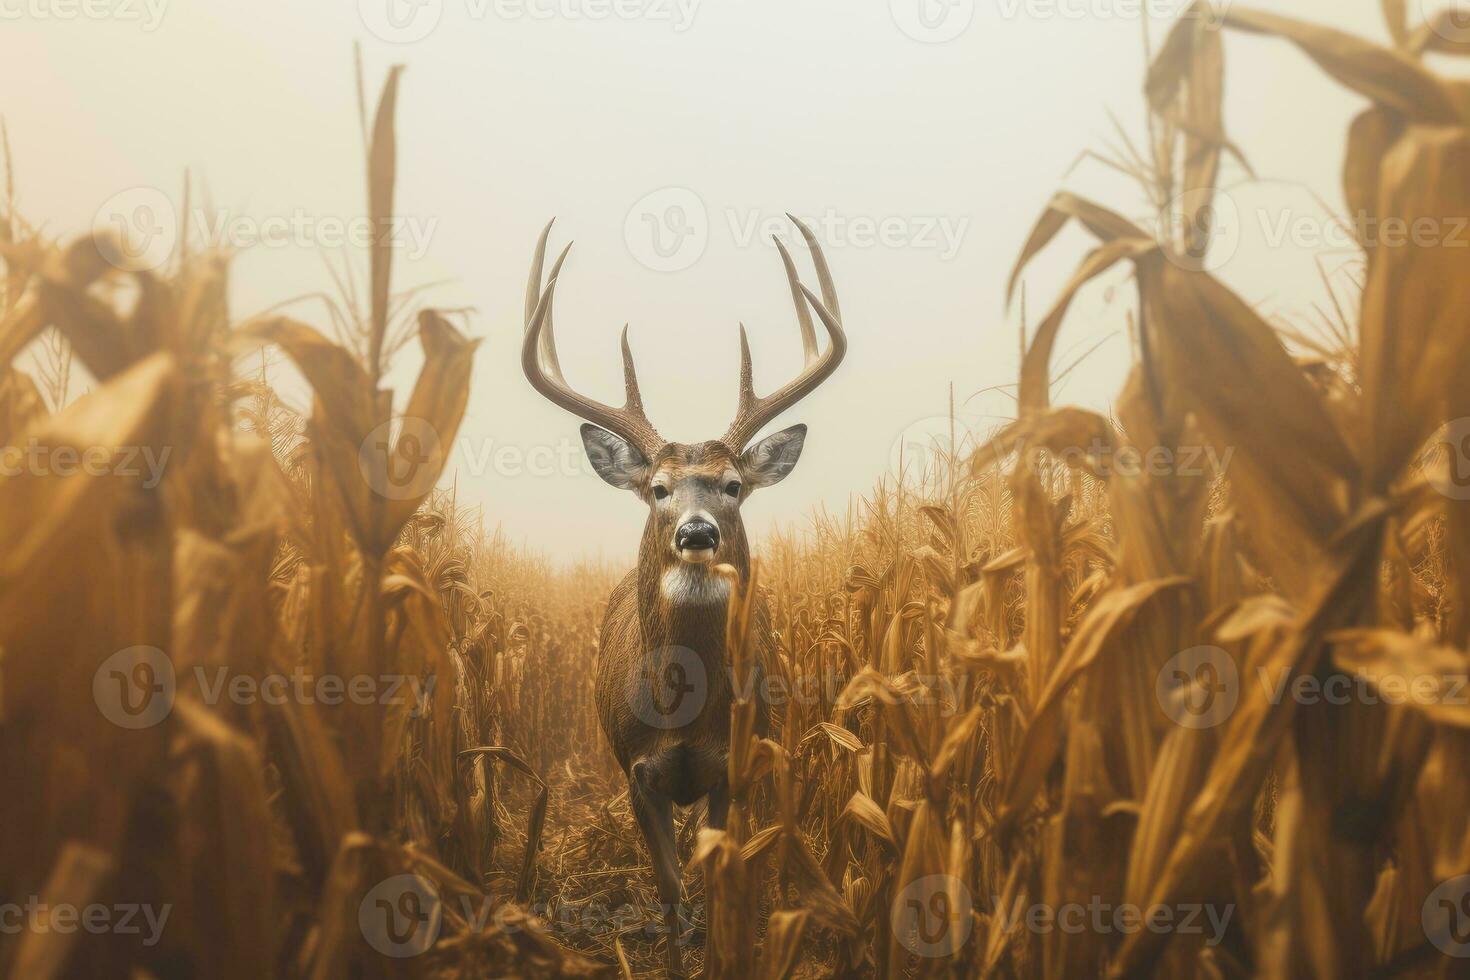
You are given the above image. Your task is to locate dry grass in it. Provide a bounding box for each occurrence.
[4,4,1470,978]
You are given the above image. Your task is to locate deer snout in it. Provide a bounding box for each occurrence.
[674,518,720,562]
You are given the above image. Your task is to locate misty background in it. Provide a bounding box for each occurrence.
[3,0,1417,562]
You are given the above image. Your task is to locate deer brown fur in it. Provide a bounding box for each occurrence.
[521,216,846,976]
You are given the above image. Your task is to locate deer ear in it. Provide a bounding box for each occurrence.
[581,424,649,490]
[741,424,807,489]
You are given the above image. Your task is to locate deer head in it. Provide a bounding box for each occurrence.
[522,214,846,593]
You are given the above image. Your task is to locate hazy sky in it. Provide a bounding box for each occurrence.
[3,0,1434,561]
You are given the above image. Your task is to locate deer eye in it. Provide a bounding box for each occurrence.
[725,481,742,497]
[652,485,670,500]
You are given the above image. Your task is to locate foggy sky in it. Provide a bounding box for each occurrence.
[4,0,1407,561]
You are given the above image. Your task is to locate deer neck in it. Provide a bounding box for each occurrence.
[636,521,750,654]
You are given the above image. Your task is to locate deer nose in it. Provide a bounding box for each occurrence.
[675,519,720,554]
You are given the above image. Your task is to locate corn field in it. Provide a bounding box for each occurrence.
[4,3,1470,977]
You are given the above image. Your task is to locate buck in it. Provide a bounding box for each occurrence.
[521,216,846,975]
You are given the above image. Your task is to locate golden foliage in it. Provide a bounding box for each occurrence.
[4,5,1470,978]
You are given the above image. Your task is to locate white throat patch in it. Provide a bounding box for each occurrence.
[661,565,731,608]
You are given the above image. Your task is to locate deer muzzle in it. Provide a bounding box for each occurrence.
[674,518,719,563]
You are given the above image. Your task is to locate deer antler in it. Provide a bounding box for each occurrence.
[722,214,847,450]
[523,219,664,459]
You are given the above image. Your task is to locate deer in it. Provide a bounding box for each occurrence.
[521,215,846,976]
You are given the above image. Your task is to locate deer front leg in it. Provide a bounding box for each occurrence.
[629,768,686,977]
[705,774,730,831]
